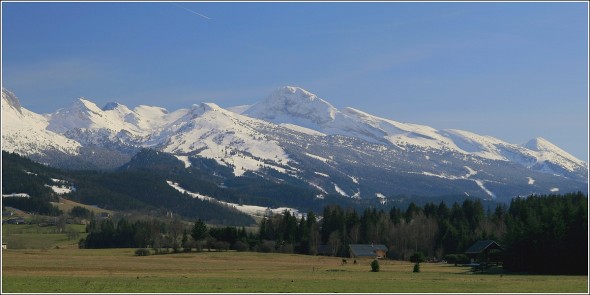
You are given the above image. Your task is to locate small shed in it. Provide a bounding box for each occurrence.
[464,240,503,264]
[349,244,388,259]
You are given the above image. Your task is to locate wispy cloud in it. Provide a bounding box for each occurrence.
[174,4,211,20]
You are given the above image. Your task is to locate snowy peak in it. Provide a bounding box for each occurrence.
[191,102,222,114]
[174,103,225,122]
[102,102,137,122]
[72,98,104,115]
[2,88,23,114]
[243,87,587,177]
[273,86,323,104]
[525,137,566,153]
[1,89,81,157]
[245,86,338,125]
[524,137,586,168]
[157,101,292,177]
[48,98,112,133]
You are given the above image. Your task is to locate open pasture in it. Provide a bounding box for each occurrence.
[2,249,587,293]
[2,224,86,250]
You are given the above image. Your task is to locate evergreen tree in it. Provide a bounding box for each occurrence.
[191,219,209,243]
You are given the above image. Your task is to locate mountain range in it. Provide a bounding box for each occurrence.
[2,86,587,208]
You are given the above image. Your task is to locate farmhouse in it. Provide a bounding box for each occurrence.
[96,212,110,220]
[3,217,26,224]
[464,239,503,264]
[349,244,388,259]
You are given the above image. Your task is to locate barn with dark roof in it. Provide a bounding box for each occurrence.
[465,240,503,264]
[349,244,388,259]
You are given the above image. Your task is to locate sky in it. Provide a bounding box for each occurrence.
[1,1,588,161]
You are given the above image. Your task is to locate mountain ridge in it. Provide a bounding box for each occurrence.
[2,86,587,203]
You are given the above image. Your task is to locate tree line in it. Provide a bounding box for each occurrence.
[258,198,505,260]
[502,192,587,274]
[79,192,587,274]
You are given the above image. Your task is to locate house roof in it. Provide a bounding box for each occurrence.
[464,240,502,254]
[349,244,388,257]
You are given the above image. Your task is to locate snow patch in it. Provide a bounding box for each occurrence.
[174,155,192,168]
[474,180,496,199]
[314,172,330,178]
[167,181,214,201]
[550,187,559,192]
[418,171,456,180]
[167,180,303,218]
[350,176,359,184]
[527,177,535,185]
[305,153,331,163]
[376,193,388,205]
[309,182,328,194]
[334,183,350,198]
[46,185,75,195]
[463,166,477,178]
[3,193,30,198]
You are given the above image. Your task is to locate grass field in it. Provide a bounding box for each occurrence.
[2,248,587,293]
[2,224,86,250]
[50,197,114,215]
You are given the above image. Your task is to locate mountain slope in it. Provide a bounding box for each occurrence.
[150,102,294,177]
[1,150,256,225]
[1,87,587,205]
[1,89,81,159]
[244,86,587,180]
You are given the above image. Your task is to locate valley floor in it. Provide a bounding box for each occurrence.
[1,249,587,293]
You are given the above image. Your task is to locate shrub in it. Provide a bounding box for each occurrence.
[371,259,380,272]
[135,248,151,256]
[233,241,249,252]
[444,254,457,265]
[78,238,86,249]
[213,241,230,251]
[413,262,420,273]
[410,251,425,263]
[259,240,275,253]
[69,206,91,219]
[445,253,469,265]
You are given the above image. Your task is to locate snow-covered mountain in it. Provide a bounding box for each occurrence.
[245,86,587,178]
[1,86,587,203]
[149,102,294,176]
[1,89,81,158]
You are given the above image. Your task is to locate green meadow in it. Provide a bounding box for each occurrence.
[2,248,587,293]
[2,224,86,250]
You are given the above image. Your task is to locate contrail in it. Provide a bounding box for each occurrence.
[174,4,211,20]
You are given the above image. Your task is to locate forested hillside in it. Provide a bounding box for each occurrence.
[2,151,255,225]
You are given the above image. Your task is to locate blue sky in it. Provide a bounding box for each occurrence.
[2,1,588,161]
